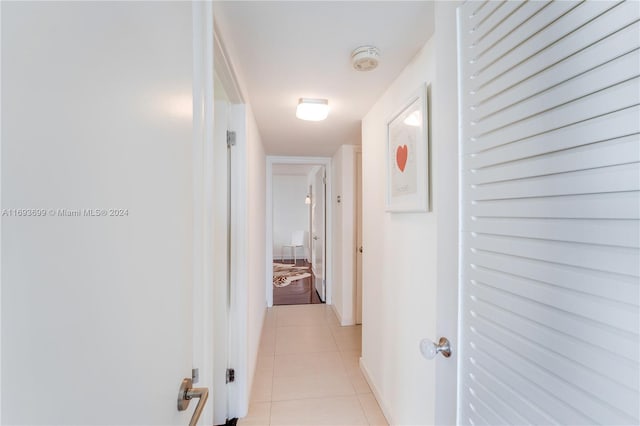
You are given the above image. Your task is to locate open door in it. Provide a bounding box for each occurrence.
[2,2,214,424]
[311,166,327,302]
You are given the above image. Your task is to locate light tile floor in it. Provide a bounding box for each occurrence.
[239,304,388,426]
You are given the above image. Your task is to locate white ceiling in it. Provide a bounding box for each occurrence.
[213,1,434,157]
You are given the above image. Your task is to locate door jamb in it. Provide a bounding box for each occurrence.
[192,3,215,425]
[211,17,248,422]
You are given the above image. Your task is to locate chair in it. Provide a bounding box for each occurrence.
[282,230,305,265]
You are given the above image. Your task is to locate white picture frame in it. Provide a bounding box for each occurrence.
[386,83,429,212]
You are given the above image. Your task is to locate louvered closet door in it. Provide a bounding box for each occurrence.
[458,1,640,425]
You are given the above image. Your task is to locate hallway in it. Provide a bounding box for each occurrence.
[240,304,387,425]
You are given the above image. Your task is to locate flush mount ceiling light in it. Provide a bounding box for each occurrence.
[351,46,380,71]
[296,98,329,121]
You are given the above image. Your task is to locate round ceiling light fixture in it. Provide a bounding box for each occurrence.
[351,46,380,71]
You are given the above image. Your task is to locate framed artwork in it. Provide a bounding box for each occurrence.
[386,83,429,212]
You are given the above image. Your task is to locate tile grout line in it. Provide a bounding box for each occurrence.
[355,393,373,426]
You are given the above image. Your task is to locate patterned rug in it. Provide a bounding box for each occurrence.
[273,262,311,287]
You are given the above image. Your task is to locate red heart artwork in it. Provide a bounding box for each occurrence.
[396,144,408,172]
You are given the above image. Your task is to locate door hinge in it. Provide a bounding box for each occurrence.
[323,176,327,185]
[226,368,235,383]
[226,130,236,147]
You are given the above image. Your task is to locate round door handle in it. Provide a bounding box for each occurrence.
[420,337,451,359]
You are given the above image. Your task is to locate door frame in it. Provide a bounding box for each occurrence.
[266,156,333,307]
[433,2,462,425]
[192,2,216,424]
[310,165,327,301]
[212,21,251,422]
[1,4,4,419]
[355,147,363,325]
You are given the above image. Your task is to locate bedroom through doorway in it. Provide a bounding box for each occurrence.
[270,162,327,306]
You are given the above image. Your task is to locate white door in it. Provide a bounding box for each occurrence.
[1,2,214,424]
[458,1,640,425]
[311,166,326,301]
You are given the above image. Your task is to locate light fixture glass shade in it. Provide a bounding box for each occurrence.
[296,98,329,121]
[304,195,311,205]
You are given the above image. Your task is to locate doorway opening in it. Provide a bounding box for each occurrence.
[266,157,333,307]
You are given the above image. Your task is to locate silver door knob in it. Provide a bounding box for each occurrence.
[420,337,451,359]
[178,378,209,426]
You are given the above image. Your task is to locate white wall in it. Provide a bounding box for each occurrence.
[243,105,267,417]
[272,175,309,261]
[331,145,357,325]
[360,39,438,425]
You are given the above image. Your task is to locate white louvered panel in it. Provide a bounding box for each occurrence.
[464,309,636,425]
[469,5,639,107]
[471,162,639,200]
[468,1,628,89]
[467,135,640,185]
[468,79,639,152]
[469,2,549,58]
[470,233,637,276]
[461,1,578,62]
[466,0,506,33]
[467,217,639,248]
[466,1,525,49]
[469,294,639,392]
[464,363,557,426]
[470,22,640,121]
[465,347,595,425]
[464,261,640,363]
[470,74,639,140]
[471,51,640,135]
[470,190,640,220]
[458,1,640,424]
[467,264,637,333]
[467,106,640,170]
[466,251,639,307]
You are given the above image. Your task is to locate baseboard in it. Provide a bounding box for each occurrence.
[330,304,356,326]
[360,357,394,426]
[331,304,344,325]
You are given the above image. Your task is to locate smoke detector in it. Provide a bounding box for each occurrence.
[351,46,380,71]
